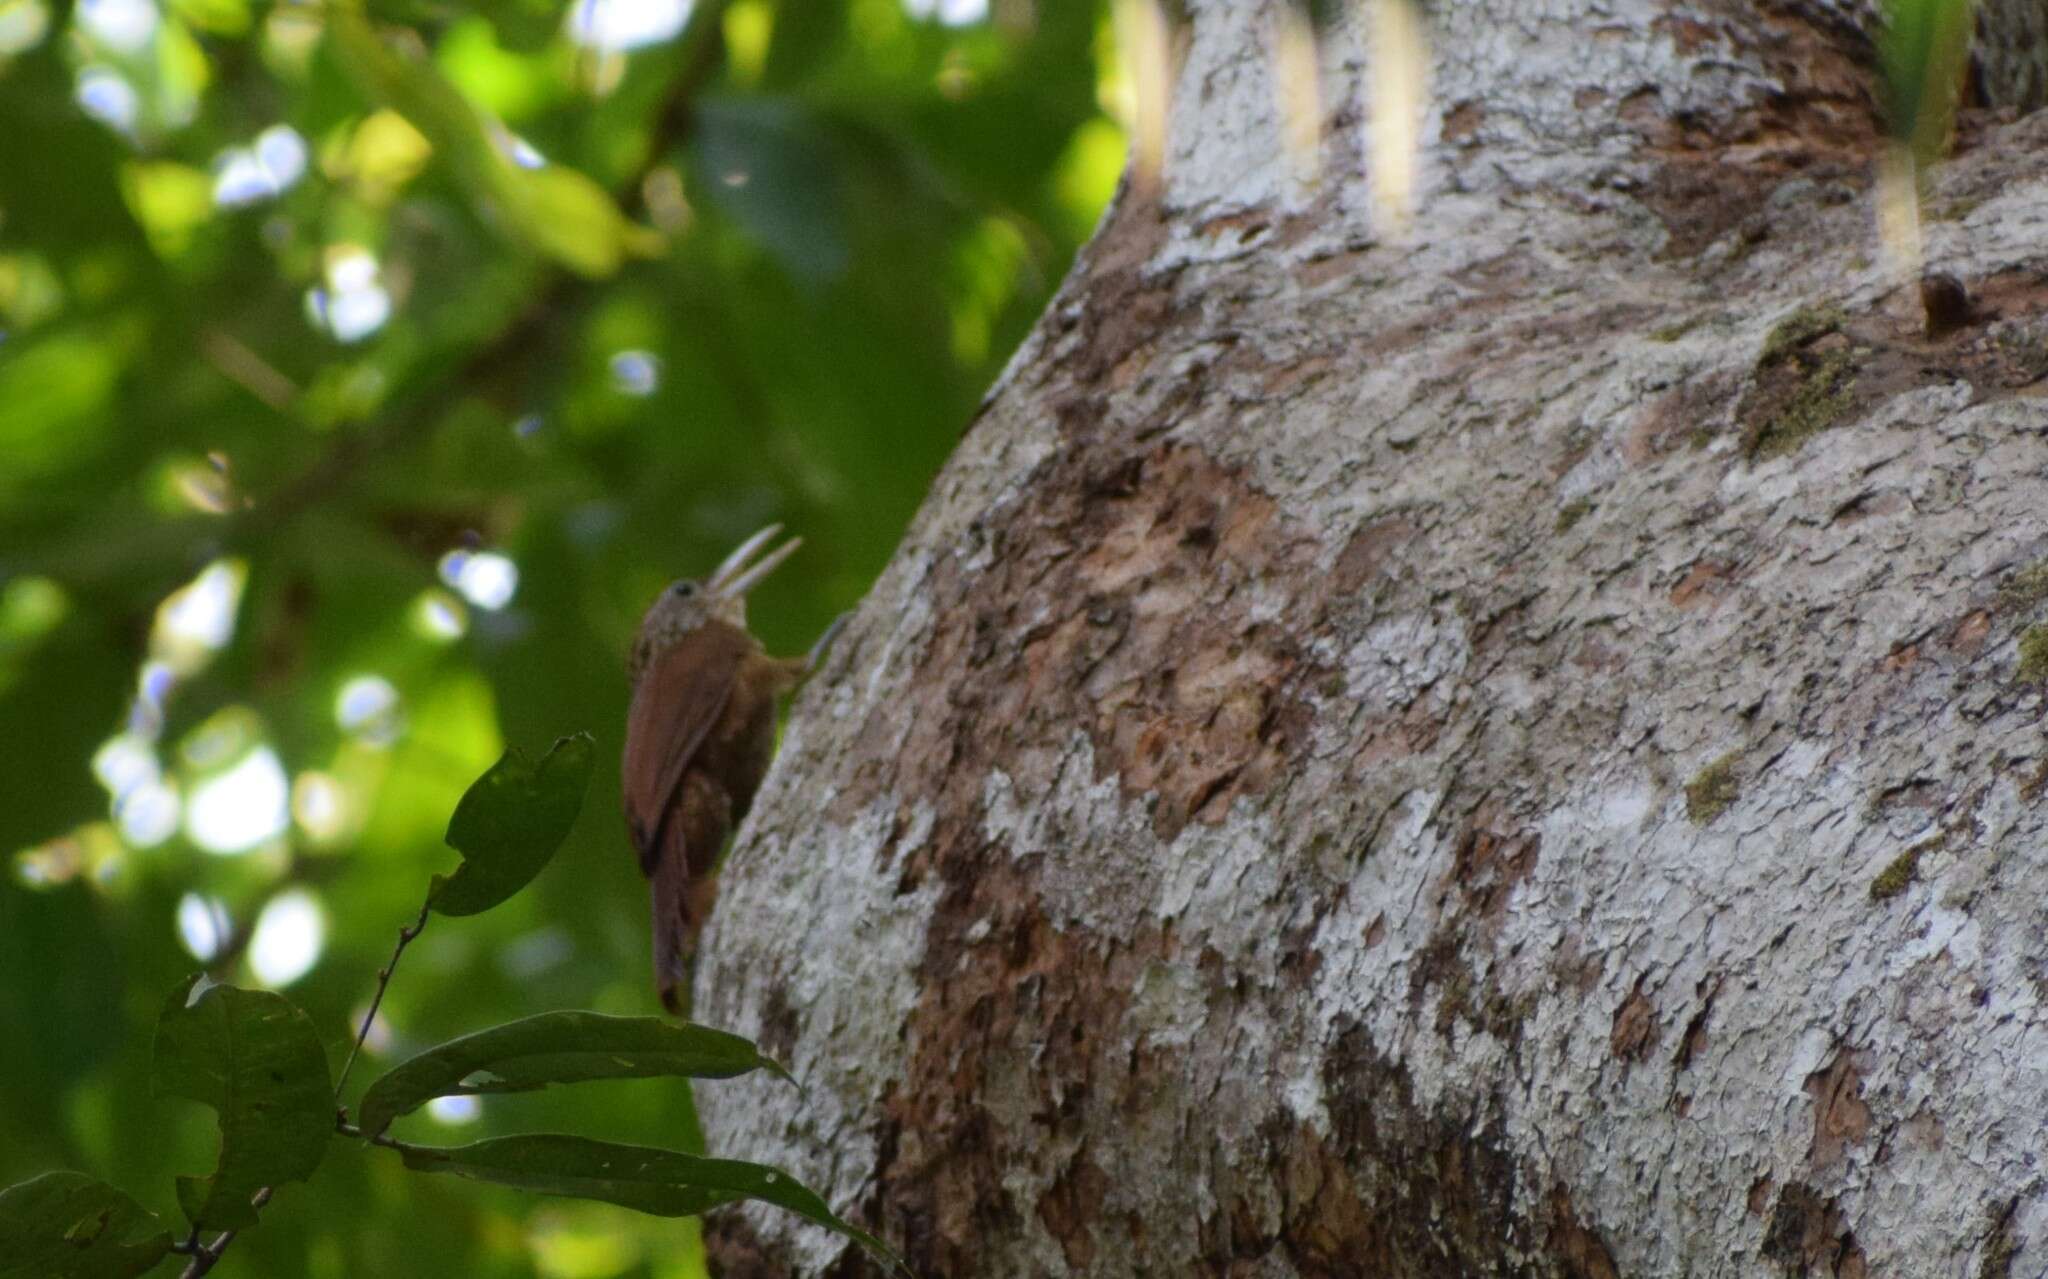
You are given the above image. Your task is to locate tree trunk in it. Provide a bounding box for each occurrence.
[696,1,2048,1273]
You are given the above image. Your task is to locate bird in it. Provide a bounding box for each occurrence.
[622,524,830,1014]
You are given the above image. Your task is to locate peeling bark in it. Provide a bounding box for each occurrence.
[696,0,2048,1274]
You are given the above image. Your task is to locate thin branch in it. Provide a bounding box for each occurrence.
[633,0,733,206]
[334,894,433,1107]
[103,14,739,1279]
[176,1187,271,1279]
[170,892,431,1279]
[200,329,300,413]
[335,1119,426,1155]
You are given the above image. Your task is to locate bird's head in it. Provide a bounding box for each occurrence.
[633,524,801,670]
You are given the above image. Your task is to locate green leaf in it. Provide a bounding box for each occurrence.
[0,1172,173,1279]
[494,164,664,280]
[151,976,333,1230]
[397,1135,899,1267]
[326,3,503,188]
[327,6,651,277]
[167,0,250,37]
[356,1011,792,1137]
[0,331,121,498]
[430,732,595,916]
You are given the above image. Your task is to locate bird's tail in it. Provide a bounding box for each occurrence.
[651,854,719,1016]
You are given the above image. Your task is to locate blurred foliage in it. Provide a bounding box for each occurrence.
[1879,0,1976,162]
[0,0,1122,1272]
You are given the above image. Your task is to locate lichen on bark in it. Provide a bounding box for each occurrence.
[694,2,2048,1275]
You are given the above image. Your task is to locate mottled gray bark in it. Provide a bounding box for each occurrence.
[696,1,2048,1274]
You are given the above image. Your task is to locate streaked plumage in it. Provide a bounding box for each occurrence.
[624,527,808,1013]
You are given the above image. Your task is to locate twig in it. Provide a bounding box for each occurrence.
[335,1120,424,1155]
[634,0,733,203]
[176,1188,271,1279]
[121,10,738,1276]
[172,893,431,1279]
[200,330,300,413]
[334,895,433,1107]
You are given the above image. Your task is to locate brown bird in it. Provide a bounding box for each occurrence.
[623,524,824,1014]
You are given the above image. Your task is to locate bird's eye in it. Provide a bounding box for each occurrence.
[673,582,697,598]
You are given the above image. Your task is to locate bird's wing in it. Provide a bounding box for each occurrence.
[622,626,745,877]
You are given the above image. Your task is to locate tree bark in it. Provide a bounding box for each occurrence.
[696,1,2048,1274]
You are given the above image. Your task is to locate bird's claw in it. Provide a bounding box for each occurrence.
[806,611,851,673]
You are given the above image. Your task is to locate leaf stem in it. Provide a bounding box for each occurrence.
[176,891,432,1278]
[334,895,433,1108]
[335,1119,425,1156]
[176,1188,271,1279]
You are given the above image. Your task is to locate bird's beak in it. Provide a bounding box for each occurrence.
[707,524,802,600]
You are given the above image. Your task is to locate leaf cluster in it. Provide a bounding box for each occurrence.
[1,737,898,1276]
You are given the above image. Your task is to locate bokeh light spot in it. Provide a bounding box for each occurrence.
[306,247,392,343]
[92,732,159,801]
[76,0,157,53]
[0,0,51,56]
[155,558,245,669]
[565,0,691,52]
[292,771,349,842]
[16,824,123,889]
[167,459,235,513]
[185,746,289,854]
[179,708,254,771]
[608,349,659,396]
[213,125,308,207]
[438,549,519,611]
[904,0,985,25]
[411,588,469,641]
[15,838,82,887]
[335,674,402,743]
[116,779,180,847]
[128,658,176,737]
[495,128,546,170]
[175,892,231,962]
[139,660,175,707]
[248,888,325,986]
[74,66,139,136]
[427,1095,481,1124]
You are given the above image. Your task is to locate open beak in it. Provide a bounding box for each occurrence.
[706,524,802,600]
